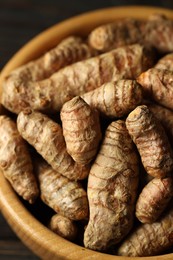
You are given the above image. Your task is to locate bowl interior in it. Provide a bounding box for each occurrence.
[1,6,173,260]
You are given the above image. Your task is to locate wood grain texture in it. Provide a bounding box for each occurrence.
[1,2,173,260]
[0,213,38,260]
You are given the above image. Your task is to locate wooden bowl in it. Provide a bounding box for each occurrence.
[1,6,173,260]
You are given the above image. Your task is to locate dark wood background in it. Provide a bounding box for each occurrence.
[1,1,173,259]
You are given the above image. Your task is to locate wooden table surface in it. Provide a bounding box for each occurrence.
[1,1,173,259]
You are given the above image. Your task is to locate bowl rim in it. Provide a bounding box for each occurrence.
[1,5,173,260]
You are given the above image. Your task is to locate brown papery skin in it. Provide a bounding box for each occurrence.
[0,116,39,203]
[117,207,173,256]
[144,14,173,53]
[81,79,143,118]
[36,160,88,220]
[89,14,173,54]
[136,177,173,223]
[126,105,173,178]
[49,214,78,241]
[137,68,173,111]
[2,44,155,114]
[17,110,90,180]
[60,96,102,165]
[43,36,97,74]
[148,104,173,147]
[88,18,145,52]
[155,53,173,71]
[3,36,96,96]
[84,120,139,252]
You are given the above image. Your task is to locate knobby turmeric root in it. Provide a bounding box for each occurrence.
[88,18,144,52]
[17,110,90,180]
[155,53,173,71]
[81,79,143,118]
[0,115,39,203]
[35,160,88,220]
[84,120,139,251]
[2,13,173,258]
[144,14,173,53]
[43,36,97,75]
[117,207,173,256]
[136,177,173,223]
[2,36,96,100]
[60,96,102,165]
[89,14,173,53]
[126,105,173,178]
[2,44,155,114]
[49,214,78,241]
[137,68,173,110]
[148,104,173,146]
